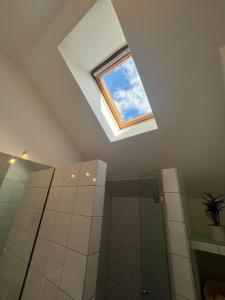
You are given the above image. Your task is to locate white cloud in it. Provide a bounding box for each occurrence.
[113,58,151,120]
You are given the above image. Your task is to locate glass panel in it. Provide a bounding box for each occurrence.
[140,196,171,299]
[0,152,53,299]
[102,56,152,122]
[96,177,171,300]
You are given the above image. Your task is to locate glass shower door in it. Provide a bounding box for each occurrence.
[140,196,171,299]
[99,177,171,300]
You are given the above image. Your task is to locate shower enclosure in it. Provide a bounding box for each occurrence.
[96,177,172,300]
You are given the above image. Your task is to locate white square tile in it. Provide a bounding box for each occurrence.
[5,203,17,217]
[1,178,16,190]
[22,267,42,300]
[0,281,17,300]
[78,160,106,187]
[27,173,36,188]
[74,186,96,216]
[0,230,8,247]
[30,173,39,188]
[44,242,66,286]
[111,197,122,212]
[33,188,48,209]
[89,217,103,254]
[167,221,189,257]
[83,254,99,300]
[11,190,23,204]
[74,186,105,217]
[52,167,67,187]
[175,294,189,300]
[0,190,13,203]
[16,229,34,262]
[52,213,71,246]
[68,215,91,255]
[0,249,10,281]
[32,236,51,274]
[46,187,62,211]
[21,189,31,207]
[38,278,58,300]
[36,168,54,188]
[6,226,34,262]
[171,254,195,299]
[108,260,120,282]
[63,164,80,186]
[5,251,27,297]
[93,186,105,217]
[0,203,7,216]
[24,208,41,234]
[60,249,87,300]
[219,245,225,255]
[39,211,57,240]
[15,179,26,191]
[162,169,180,193]
[30,169,53,188]
[107,280,119,300]
[1,216,13,230]
[164,193,184,221]
[58,187,76,213]
[58,291,71,300]
[5,226,19,254]
[110,225,121,244]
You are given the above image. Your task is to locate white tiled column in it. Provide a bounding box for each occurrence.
[22,160,107,300]
[162,169,197,300]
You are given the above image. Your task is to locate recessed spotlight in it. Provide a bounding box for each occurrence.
[71,174,75,178]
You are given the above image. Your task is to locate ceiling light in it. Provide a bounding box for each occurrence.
[8,158,16,165]
[22,151,29,160]
[86,172,91,177]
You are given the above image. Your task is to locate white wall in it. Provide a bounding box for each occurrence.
[0,50,83,167]
[188,198,225,235]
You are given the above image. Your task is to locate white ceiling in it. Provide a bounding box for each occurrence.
[0,0,225,195]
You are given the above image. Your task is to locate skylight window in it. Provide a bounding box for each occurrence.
[92,46,153,129]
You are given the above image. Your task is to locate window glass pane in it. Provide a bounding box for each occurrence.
[102,57,152,122]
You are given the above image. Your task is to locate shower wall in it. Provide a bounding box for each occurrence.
[107,196,142,300]
[97,178,171,300]
[0,166,54,299]
[22,160,107,300]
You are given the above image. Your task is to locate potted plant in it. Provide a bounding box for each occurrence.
[201,192,225,242]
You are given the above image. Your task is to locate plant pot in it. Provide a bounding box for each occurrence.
[209,225,225,242]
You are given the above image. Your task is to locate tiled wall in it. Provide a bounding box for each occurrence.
[162,168,197,300]
[96,191,111,300]
[0,168,54,299]
[0,176,25,249]
[97,193,171,300]
[106,196,142,300]
[22,160,107,300]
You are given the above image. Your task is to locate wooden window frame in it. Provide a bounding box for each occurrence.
[91,46,153,129]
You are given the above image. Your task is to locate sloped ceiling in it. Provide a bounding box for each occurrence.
[0,0,225,195]
[0,0,64,61]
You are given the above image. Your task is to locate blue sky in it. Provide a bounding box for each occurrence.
[102,57,152,122]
